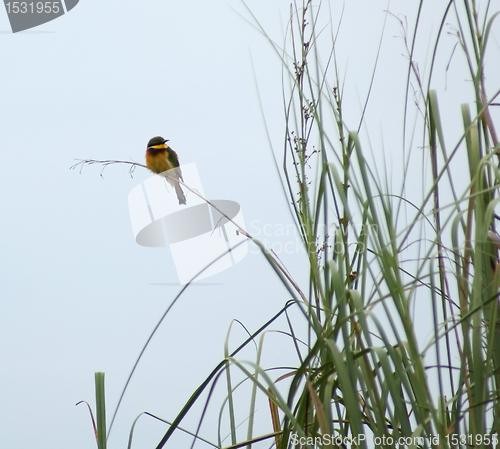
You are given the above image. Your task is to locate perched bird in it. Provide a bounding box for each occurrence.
[145,136,186,205]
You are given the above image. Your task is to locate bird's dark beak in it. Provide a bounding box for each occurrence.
[163,139,169,143]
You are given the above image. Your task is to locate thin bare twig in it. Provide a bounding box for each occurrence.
[70,158,146,178]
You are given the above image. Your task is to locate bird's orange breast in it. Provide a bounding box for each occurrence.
[145,146,174,174]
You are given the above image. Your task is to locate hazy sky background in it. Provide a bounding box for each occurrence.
[1,1,499,448]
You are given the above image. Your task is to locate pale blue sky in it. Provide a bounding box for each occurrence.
[0,1,499,448]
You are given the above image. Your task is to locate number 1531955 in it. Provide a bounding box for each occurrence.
[5,2,61,13]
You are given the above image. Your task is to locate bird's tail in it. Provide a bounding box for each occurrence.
[175,183,187,205]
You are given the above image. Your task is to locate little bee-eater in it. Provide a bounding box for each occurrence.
[145,136,187,205]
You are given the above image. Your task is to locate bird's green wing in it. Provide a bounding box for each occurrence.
[167,148,181,168]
